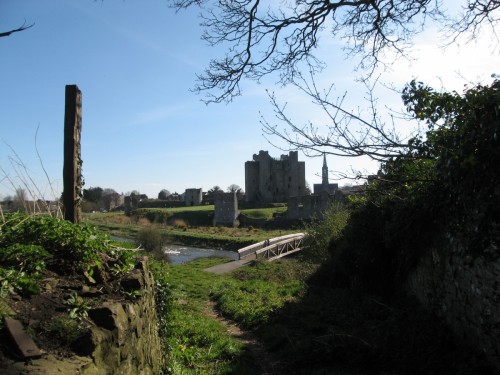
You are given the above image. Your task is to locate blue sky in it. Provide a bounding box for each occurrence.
[0,0,497,200]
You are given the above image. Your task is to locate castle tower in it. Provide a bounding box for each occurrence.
[245,150,306,203]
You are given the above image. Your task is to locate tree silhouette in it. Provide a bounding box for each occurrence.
[170,0,499,166]
[169,0,498,103]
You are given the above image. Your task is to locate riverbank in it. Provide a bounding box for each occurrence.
[151,256,495,374]
[84,211,298,251]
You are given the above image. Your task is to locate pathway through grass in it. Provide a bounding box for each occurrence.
[150,256,315,374]
[151,255,495,375]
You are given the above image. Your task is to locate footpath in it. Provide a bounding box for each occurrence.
[204,258,254,274]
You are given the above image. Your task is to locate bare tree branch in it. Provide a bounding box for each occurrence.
[169,0,499,172]
[260,72,418,161]
[170,0,440,103]
[0,21,35,38]
[446,0,500,45]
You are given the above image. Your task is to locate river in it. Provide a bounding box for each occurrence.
[112,236,239,265]
[163,244,239,265]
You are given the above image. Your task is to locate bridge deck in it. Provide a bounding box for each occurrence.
[205,233,305,274]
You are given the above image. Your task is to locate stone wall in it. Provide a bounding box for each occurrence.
[184,188,203,206]
[287,190,346,220]
[80,258,164,374]
[1,258,164,375]
[287,191,331,220]
[407,238,500,370]
[214,192,239,226]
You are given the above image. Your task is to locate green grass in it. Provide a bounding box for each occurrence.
[150,256,318,374]
[239,206,287,220]
[87,205,290,228]
[151,257,262,374]
[211,260,317,329]
[151,255,494,375]
[84,211,299,250]
[149,205,216,213]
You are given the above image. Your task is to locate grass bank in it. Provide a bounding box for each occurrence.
[151,254,494,375]
[84,211,298,250]
[150,257,313,374]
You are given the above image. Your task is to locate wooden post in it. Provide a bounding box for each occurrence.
[63,84,82,223]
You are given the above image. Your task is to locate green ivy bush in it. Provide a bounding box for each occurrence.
[302,203,350,263]
[0,212,136,295]
[324,79,500,297]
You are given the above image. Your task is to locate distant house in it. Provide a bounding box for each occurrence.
[184,188,203,206]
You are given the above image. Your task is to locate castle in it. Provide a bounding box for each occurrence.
[245,150,306,203]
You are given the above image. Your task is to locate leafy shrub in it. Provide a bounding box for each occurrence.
[137,225,165,258]
[402,79,500,255]
[303,203,350,262]
[1,213,112,269]
[0,213,136,295]
[322,79,500,297]
[0,244,51,274]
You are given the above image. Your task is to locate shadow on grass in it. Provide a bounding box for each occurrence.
[243,263,496,375]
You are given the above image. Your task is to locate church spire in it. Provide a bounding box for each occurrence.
[322,153,328,185]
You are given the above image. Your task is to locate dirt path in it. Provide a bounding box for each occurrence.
[205,301,281,374]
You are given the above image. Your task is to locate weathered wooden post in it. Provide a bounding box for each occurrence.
[63,84,83,223]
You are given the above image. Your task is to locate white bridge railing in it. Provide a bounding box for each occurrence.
[238,233,305,261]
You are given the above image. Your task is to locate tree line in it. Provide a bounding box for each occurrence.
[80,184,243,212]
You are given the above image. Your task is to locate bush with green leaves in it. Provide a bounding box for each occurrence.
[325,79,500,297]
[402,79,500,254]
[1,213,112,268]
[302,203,350,262]
[0,212,136,296]
[137,225,165,258]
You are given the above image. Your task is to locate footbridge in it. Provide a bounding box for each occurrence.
[204,233,306,274]
[238,233,306,261]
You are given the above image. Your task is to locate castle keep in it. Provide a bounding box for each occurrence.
[245,150,306,203]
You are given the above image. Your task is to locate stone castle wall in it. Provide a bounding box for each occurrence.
[407,238,500,370]
[245,150,306,203]
[287,191,332,220]
[214,192,239,226]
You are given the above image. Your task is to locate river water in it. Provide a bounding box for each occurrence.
[163,244,239,265]
[112,236,238,265]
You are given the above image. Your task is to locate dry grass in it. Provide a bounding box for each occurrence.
[172,219,188,228]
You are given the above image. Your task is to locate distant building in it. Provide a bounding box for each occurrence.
[184,188,203,206]
[213,191,239,226]
[245,150,306,203]
[313,153,338,194]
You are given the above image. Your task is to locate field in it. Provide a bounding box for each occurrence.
[83,207,298,251]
